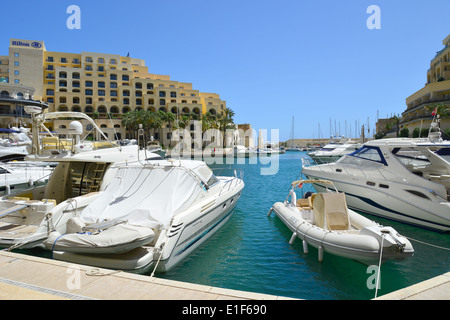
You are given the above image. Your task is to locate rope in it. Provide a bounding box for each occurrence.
[406,236,450,251]
[150,242,165,278]
[374,234,384,299]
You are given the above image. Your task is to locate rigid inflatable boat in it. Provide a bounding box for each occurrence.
[269,180,414,264]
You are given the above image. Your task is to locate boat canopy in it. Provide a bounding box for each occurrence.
[79,161,209,228]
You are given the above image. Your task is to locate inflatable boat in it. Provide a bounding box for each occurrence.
[268,180,414,264]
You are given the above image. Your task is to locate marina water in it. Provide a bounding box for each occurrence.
[23,152,449,299]
[159,152,450,300]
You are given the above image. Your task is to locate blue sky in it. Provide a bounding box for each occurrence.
[2,0,450,141]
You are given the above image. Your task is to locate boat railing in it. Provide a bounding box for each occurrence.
[218,169,244,196]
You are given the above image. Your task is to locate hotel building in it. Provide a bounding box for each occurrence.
[401,34,450,134]
[0,39,228,146]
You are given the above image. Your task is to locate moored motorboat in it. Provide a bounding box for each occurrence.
[307,136,362,164]
[42,158,244,273]
[268,180,414,264]
[302,123,450,232]
[0,107,162,250]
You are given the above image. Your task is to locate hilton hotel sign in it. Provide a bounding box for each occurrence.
[10,39,44,49]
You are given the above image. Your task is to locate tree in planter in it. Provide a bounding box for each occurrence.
[399,127,409,138]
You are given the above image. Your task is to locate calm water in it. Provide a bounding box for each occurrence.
[22,152,450,300]
[158,152,450,300]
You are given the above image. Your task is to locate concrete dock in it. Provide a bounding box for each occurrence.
[375,271,450,300]
[0,250,448,300]
[0,250,294,300]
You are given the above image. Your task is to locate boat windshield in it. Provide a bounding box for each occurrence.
[436,147,450,163]
[347,146,387,165]
[392,147,431,168]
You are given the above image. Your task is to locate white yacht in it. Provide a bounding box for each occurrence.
[0,127,32,161]
[42,159,245,273]
[0,107,161,249]
[302,127,450,232]
[0,161,54,196]
[307,136,362,163]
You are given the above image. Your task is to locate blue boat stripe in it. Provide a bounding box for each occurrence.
[175,208,234,256]
[344,191,450,230]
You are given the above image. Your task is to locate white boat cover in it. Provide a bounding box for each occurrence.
[79,161,206,228]
[45,224,155,254]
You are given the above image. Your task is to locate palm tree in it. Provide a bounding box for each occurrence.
[218,107,235,147]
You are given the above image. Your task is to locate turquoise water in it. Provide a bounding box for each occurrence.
[159,152,450,300]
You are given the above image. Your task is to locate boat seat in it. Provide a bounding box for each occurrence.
[313,193,350,231]
[296,194,316,210]
[297,198,310,209]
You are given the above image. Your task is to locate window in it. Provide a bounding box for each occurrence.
[85,81,93,87]
[160,99,165,106]
[46,89,54,96]
[349,146,387,165]
[98,81,105,88]
[170,92,177,98]
[122,75,129,81]
[98,58,105,64]
[14,70,19,75]
[14,61,19,66]
[110,82,117,88]
[110,74,117,80]
[159,91,166,97]
[85,65,93,71]
[14,53,19,57]
[85,89,93,96]
[86,57,93,62]
[61,58,67,63]
[110,59,117,65]
[98,90,105,96]
[110,90,117,97]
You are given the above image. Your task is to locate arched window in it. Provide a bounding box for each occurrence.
[85,106,94,114]
[110,106,119,114]
[122,107,131,114]
[72,106,81,112]
[58,106,68,111]
[0,91,9,97]
[97,106,107,114]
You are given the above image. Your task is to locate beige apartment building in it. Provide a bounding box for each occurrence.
[401,34,450,134]
[1,39,228,146]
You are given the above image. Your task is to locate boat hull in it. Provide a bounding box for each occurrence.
[303,169,450,232]
[271,202,413,264]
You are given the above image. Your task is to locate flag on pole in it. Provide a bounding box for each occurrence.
[431,107,438,117]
